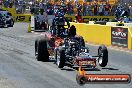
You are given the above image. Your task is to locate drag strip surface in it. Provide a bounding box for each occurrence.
[0,23,131,88]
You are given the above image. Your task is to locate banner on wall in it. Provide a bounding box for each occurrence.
[64,15,115,22]
[15,14,31,22]
[111,27,128,48]
[82,16,114,23]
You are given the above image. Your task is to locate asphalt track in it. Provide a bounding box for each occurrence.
[0,23,131,88]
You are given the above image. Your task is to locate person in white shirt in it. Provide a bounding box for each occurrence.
[35,11,48,30]
[36,11,48,23]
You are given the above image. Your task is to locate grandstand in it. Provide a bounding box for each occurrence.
[48,0,116,4]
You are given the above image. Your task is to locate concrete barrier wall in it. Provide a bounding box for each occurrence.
[124,23,132,27]
[70,22,132,50]
[106,22,117,26]
[2,8,31,22]
[128,28,132,50]
[70,22,111,46]
[106,22,132,27]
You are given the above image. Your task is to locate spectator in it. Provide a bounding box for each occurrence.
[3,0,9,8]
[30,6,35,14]
[87,2,93,16]
[104,2,111,16]
[36,11,47,23]
[77,4,82,16]
[47,8,54,15]
[98,3,104,16]
[83,3,87,16]
[71,4,74,15]
[129,6,132,16]
[14,0,18,8]
[111,4,118,15]
[0,0,2,6]
[123,16,130,23]
[93,2,98,16]
[67,2,71,15]
[114,6,122,20]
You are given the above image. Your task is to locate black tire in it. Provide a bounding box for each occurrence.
[35,39,38,56]
[36,39,49,62]
[80,37,85,47]
[76,74,86,85]
[98,45,108,67]
[9,20,14,27]
[3,23,8,28]
[56,49,66,68]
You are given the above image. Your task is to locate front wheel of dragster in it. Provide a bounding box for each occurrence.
[35,39,38,56]
[76,74,86,85]
[35,38,49,62]
[98,45,108,67]
[55,49,66,68]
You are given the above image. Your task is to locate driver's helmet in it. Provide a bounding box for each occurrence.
[58,11,64,17]
[54,12,65,26]
[55,8,64,17]
[68,25,76,37]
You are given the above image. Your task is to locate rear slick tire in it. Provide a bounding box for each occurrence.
[98,45,108,67]
[56,49,65,68]
[36,39,49,62]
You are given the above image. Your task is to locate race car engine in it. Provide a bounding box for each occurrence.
[64,38,80,57]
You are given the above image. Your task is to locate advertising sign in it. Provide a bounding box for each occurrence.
[111,27,128,48]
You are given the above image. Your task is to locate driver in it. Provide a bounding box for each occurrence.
[35,11,48,30]
[67,25,85,47]
[68,25,76,37]
[36,11,48,23]
[52,10,70,37]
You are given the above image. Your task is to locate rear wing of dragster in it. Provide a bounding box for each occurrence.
[76,67,131,85]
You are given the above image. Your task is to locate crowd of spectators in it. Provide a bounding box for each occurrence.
[30,1,112,16]
[65,2,112,16]
[65,2,132,17]
[40,1,131,17]
[1,0,132,17]
[1,0,14,8]
[1,0,27,14]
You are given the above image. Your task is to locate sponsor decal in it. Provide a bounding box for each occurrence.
[16,15,31,22]
[76,67,131,85]
[83,18,110,22]
[65,16,110,22]
[75,58,96,66]
[111,27,128,48]
[16,16,25,21]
